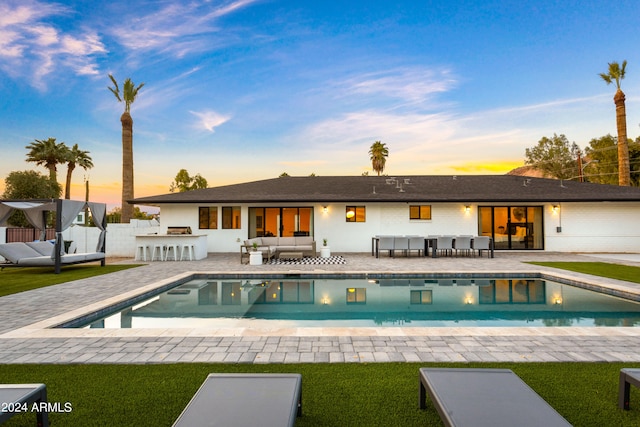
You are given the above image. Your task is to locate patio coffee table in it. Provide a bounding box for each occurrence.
[619,368,640,409]
[172,373,302,427]
[419,368,570,427]
[0,383,49,427]
[278,251,303,260]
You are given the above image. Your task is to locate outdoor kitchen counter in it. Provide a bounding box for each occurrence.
[135,234,208,260]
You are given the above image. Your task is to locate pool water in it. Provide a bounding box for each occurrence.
[63,276,640,329]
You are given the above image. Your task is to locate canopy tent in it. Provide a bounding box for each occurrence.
[0,199,107,273]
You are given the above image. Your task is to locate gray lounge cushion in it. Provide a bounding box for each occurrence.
[262,237,279,246]
[25,241,56,257]
[16,256,55,266]
[278,237,296,246]
[0,243,41,264]
[295,236,313,245]
[245,238,262,246]
[80,252,106,261]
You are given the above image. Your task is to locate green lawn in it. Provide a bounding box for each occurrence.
[528,261,640,284]
[0,264,143,297]
[1,362,639,426]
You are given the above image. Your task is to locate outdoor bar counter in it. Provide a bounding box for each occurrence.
[135,233,208,261]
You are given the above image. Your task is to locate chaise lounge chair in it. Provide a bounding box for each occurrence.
[0,383,49,427]
[619,368,640,409]
[419,368,571,427]
[172,373,302,427]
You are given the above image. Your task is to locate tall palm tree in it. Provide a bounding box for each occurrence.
[108,74,145,223]
[599,60,630,186]
[25,137,69,183]
[369,141,389,176]
[64,144,94,199]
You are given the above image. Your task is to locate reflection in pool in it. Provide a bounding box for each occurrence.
[63,277,640,329]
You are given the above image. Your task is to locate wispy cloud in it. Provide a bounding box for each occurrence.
[0,0,106,89]
[111,0,260,59]
[333,66,458,107]
[190,110,231,132]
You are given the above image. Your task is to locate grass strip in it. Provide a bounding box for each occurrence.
[0,264,143,297]
[0,362,639,426]
[528,262,640,284]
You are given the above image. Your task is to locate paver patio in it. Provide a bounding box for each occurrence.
[1,252,640,364]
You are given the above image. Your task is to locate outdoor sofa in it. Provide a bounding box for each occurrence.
[0,241,105,269]
[243,236,317,260]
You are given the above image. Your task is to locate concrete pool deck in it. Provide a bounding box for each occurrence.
[1,252,640,364]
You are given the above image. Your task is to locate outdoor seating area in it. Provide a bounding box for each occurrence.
[0,199,107,273]
[372,235,494,258]
[0,241,105,269]
[241,236,317,263]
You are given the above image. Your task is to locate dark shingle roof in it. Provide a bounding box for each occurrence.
[130,175,640,205]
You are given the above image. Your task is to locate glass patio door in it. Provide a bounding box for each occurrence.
[478,206,543,250]
[249,207,313,238]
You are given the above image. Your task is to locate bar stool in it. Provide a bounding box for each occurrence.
[180,243,195,261]
[136,244,150,261]
[151,244,165,261]
[165,244,180,261]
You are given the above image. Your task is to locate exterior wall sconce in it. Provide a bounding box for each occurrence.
[465,205,471,213]
[553,296,563,305]
[552,205,559,214]
[322,297,330,305]
[464,296,474,305]
[323,206,328,213]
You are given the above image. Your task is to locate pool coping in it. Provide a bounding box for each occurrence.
[4,269,640,339]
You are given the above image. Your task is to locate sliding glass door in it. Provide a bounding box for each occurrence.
[249,207,314,238]
[478,206,544,250]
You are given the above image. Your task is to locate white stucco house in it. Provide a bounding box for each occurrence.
[130,175,640,254]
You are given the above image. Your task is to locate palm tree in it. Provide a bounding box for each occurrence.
[108,74,145,223]
[369,141,389,176]
[25,137,69,183]
[599,60,630,186]
[64,144,94,199]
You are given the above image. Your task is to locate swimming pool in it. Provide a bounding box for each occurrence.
[59,274,640,329]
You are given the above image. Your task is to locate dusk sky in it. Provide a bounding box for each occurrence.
[1,0,640,210]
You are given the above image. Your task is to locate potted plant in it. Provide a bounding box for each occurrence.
[320,238,331,258]
[249,242,262,265]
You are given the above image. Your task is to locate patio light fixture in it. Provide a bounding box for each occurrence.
[323,206,328,213]
[465,205,471,213]
[552,205,559,214]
